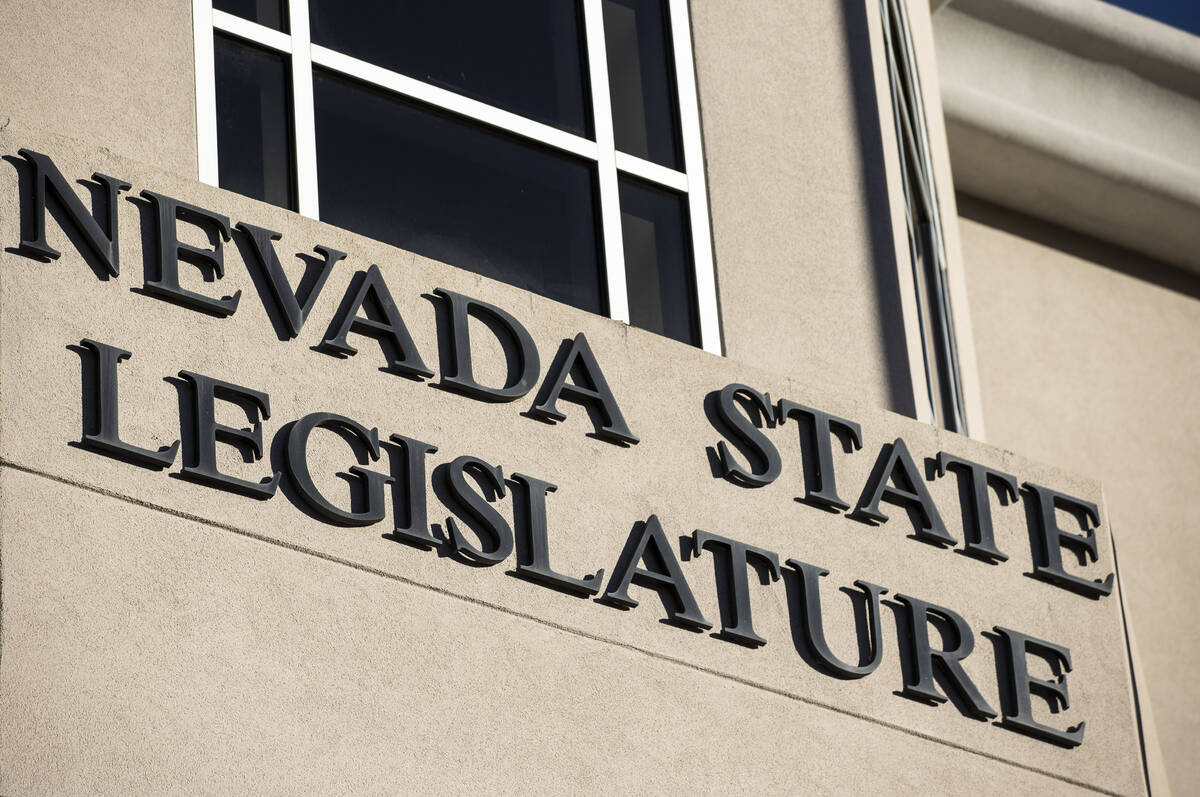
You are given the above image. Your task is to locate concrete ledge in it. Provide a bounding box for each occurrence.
[943,82,1200,273]
[948,0,1200,102]
[933,1,1200,273]
[944,82,1200,211]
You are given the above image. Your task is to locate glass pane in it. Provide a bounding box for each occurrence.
[603,0,682,169]
[619,177,697,345]
[214,34,296,211]
[314,70,604,314]
[309,0,591,137]
[214,0,288,32]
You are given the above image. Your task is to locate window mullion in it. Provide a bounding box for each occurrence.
[194,0,219,185]
[581,0,630,325]
[289,0,320,218]
[213,10,293,53]
[310,46,599,162]
[614,152,688,192]
[200,0,719,350]
[668,0,721,355]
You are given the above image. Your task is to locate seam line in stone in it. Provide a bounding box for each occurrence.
[0,460,1121,796]
[1109,530,1153,796]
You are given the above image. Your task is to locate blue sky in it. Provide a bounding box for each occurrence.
[1101,0,1200,37]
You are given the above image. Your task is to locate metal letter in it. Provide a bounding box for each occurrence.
[443,455,513,564]
[603,515,712,631]
[77,339,179,469]
[435,288,540,402]
[177,370,280,498]
[140,190,240,316]
[692,529,781,646]
[384,434,440,548]
[934,452,1019,562]
[786,559,888,678]
[993,626,1085,748]
[529,333,639,445]
[855,439,955,546]
[237,221,345,338]
[322,265,433,378]
[16,148,129,277]
[284,412,391,526]
[712,384,781,488]
[894,593,997,719]
[777,400,863,510]
[1022,482,1114,598]
[511,472,604,596]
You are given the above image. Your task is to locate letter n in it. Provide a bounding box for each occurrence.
[15,148,130,277]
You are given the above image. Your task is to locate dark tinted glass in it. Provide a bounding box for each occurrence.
[603,0,682,169]
[314,70,604,313]
[214,34,296,210]
[619,177,697,345]
[309,0,591,136]
[214,0,287,31]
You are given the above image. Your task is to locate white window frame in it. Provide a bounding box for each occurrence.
[878,0,968,433]
[192,0,722,354]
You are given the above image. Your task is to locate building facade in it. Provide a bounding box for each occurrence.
[0,0,1194,793]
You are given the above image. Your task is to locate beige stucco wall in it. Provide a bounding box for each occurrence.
[0,0,1160,791]
[0,123,1146,795]
[692,0,920,417]
[0,467,1126,796]
[0,0,199,178]
[959,196,1200,794]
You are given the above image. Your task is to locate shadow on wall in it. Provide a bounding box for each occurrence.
[957,194,1200,301]
[840,0,918,419]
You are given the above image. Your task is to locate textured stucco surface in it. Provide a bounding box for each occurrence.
[0,466,1110,796]
[691,0,918,417]
[0,0,198,178]
[0,125,1145,794]
[959,197,1200,795]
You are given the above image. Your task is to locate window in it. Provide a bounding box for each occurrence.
[193,0,720,352]
[880,0,967,433]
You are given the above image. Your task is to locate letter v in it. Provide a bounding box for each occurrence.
[237,221,345,338]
